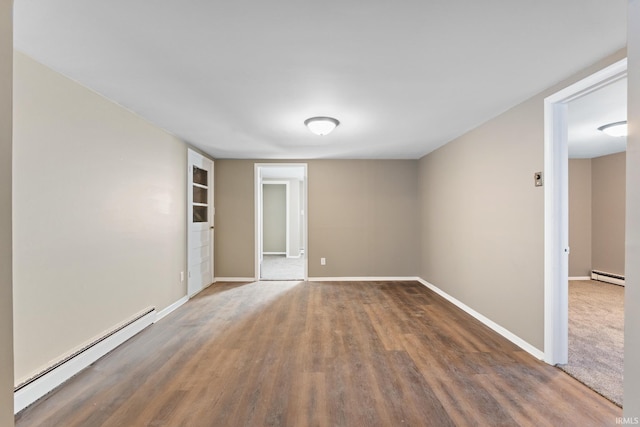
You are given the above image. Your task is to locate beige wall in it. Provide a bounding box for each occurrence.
[568,159,592,277]
[0,0,14,424]
[214,160,256,277]
[592,152,626,275]
[13,52,188,384]
[215,159,420,278]
[262,183,287,253]
[418,99,545,349]
[568,153,626,277]
[625,0,640,416]
[308,160,419,277]
[418,49,627,352]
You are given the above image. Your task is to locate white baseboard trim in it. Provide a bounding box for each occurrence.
[307,276,419,282]
[14,309,156,414]
[417,278,544,360]
[155,296,188,323]
[569,276,591,281]
[188,281,217,299]
[215,277,256,282]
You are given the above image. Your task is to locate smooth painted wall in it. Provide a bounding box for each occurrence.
[418,50,626,351]
[214,160,255,277]
[592,152,626,275]
[625,0,640,416]
[308,160,419,277]
[13,52,188,384]
[568,153,626,277]
[568,159,592,277]
[262,183,287,253]
[262,178,302,257]
[0,1,14,424]
[215,160,420,278]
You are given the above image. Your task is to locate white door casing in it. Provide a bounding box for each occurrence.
[188,149,214,297]
[255,163,308,281]
[543,58,627,365]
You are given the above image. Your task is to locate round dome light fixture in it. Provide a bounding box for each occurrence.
[598,121,627,137]
[304,116,340,136]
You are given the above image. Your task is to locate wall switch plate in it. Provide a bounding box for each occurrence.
[180,271,184,282]
[534,172,543,187]
[321,257,326,266]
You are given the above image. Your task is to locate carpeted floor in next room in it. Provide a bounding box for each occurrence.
[558,279,624,406]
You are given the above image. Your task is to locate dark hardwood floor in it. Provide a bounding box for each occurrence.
[16,281,621,426]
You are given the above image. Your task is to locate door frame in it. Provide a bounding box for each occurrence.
[187,149,214,297]
[254,163,308,281]
[543,58,627,364]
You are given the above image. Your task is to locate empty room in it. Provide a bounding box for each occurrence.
[2,1,640,426]
[564,76,627,406]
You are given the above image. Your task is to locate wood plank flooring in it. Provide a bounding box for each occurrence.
[16,281,621,426]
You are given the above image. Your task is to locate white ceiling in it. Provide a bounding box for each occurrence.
[568,77,627,159]
[13,1,627,160]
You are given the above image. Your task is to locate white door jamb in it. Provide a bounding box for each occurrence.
[543,58,627,365]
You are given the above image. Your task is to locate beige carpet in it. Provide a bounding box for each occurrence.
[558,280,624,406]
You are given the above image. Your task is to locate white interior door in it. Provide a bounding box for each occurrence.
[188,149,214,297]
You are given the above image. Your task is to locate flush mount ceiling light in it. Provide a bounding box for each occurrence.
[598,121,627,137]
[304,116,340,136]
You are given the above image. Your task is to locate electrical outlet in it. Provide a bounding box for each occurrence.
[321,257,326,266]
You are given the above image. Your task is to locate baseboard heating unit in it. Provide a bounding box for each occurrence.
[14,308,156,414]
[591,270,625,286]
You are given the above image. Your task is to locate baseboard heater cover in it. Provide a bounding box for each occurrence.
[14,308,156,414]
[591,270,625,286]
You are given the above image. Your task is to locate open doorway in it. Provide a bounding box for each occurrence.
[562,76,626,406]
[545,60,627,403]
[255,164,308,281]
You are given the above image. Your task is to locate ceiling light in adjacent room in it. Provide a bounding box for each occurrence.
[598,121,627,137]
[304,116,340,136]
